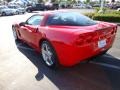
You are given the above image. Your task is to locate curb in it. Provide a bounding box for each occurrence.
[111,23,120,26]
[113,23,120,26]
[117,23,120,26]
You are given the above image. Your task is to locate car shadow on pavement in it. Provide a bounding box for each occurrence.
[15,40,120,90]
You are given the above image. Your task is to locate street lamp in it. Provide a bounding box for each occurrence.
[98,0,104,13]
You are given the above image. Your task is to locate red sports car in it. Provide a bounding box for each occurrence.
[12,11,118,68]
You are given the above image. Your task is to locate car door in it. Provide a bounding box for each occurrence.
[19,15,44,47]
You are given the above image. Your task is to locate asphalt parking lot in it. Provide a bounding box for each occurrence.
[0,9,120,90]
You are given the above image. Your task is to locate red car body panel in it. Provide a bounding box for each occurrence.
[14,12,118,66]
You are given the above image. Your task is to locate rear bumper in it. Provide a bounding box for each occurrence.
[53,34,116,66]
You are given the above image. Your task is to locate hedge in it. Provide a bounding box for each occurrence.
[94,7,108,13]
[84,13,95,18]
[85,12,120,23]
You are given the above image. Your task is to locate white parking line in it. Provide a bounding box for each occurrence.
[90,61,120,70]
[104,54,120,59]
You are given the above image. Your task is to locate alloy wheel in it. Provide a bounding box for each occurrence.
[41,42,54,66]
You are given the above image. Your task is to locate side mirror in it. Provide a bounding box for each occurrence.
[19,22,26,26]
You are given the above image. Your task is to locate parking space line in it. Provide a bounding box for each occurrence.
[104,54,120,59]
[90,61,120,70]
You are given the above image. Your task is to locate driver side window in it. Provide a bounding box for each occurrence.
[26,15,44,25]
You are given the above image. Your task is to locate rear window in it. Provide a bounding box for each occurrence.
[46,12,97,26]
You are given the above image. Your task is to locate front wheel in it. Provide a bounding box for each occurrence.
[41,41,59,69]
[27,9,31,13]
[2,12,6,16]
[16,11,19,15]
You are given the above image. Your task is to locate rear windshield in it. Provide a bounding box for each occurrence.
[46,12,97,26]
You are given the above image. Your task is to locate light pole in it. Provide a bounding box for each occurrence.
[98,0,104,13]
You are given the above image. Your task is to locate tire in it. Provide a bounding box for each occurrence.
[41,41,59,69]
[12,26,18,40]
[2,12,6,16]
[27,9,31,13]
[16,11,19,15]
[22,12,25,14]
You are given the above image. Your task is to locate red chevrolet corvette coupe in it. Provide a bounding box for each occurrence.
[12,11,117,68]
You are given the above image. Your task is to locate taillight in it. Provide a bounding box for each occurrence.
[75,32,97,46]
[84,33,93,43]
[92,32,99,41]
[75,35,85,45]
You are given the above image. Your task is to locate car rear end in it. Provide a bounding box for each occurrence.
[74,23,117,57]
[54,23,118,66]
[45,12,118,66]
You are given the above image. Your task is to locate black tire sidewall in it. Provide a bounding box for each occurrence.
[16,11,19,15]
[27,9,31,13]
[2,12,6,16]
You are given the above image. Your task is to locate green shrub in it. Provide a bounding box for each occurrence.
[84,12,120,22]
[94,7,108,13]
[94,7,100,12]
[109,11,120,15]
[84,13,95,18]
[93,14,120,22]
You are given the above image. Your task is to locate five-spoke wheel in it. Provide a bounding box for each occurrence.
[41,41,59,68]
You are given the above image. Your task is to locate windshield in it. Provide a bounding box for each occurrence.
[46,12,97,26]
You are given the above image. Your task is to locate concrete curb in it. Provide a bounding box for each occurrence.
[112,23,120,26]
[117,23,120,26]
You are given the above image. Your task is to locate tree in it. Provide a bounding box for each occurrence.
[5,0,11,2]
[38,0,43,3]
[86,0,90,3]
[111,0,115,3]
[51,0,62,3]
[66,0,76,4]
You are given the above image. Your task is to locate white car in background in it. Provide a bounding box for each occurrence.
[0,6,8,15]
[73,4,86,9]
[8,5,25,14]
[0,5,17,16]
[0,5,7,11]
[86,4,93,9]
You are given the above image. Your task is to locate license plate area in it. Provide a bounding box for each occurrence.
[98,39,106,48]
